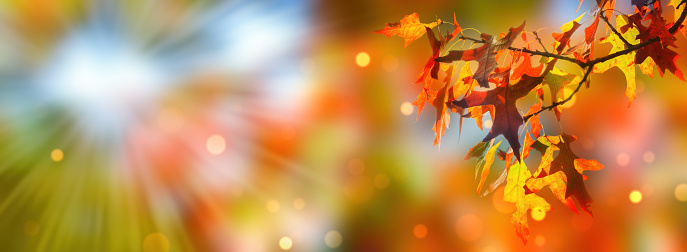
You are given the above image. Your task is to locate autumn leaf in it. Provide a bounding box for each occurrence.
[452,71,544,162]
[511,32,544,80]
[553,14,584,54]
[511,51,544,80]
[577,0,584,12]
[412,88,431,120]
[520,134,537,160]
[494,148,515,184]
[373,13,441,47]
[526,101,542,138]
[630,8,686,81]
[524,137,579,214]
[449,62,477,99]
[593,15,639,106]
[377,0,686,242]
[504,162,551,244]
[415,27,444,84]
[526,171,579,214]
[639,57,656,77]
[463,140,492,161]
[599,0,616,25]
[476,140,501,195]
[669,0,687,37]
[542,67,581,120]
[416,22,463,84]
[526,134,604,215]
[462,105,494,131]
[429,66,455,148]
[583,11,600,65]
[448,62,493,131]
[435,21,526,88]
[450,13,463,39]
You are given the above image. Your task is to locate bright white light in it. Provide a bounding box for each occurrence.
[38,32,165,139]
[207,2,310,117]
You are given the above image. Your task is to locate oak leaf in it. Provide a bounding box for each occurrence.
[452,72,544,161]
[542,67,581,120]
[504,162,551,244]
[436,22,526,88]
[553,14,584,54]
[476,140,502,195]
[511,33,544,80]
[630,9,686,81]
[373,13,441,47]
[525,101,542,139]
[593,15,639,106]
[415,23,463,84]
[428,65,455,148]
[669,0,687,37]
[525,134,604,215]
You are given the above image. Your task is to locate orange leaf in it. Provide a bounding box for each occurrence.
[436,21,526,88]
[373,13,440,47]
[429,66,455,148]
[504,162,552,244]
[477,141,501,194]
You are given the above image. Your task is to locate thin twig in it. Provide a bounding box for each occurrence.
[580,36,660,67]
[458,35,582,64]
[533,31,549,53]
[459,35,485,43]
[600,11,632,48]
[508,47,581,65]
[444,2,687,122]
[523,67,593,122]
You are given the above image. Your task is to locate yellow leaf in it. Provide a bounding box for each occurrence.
[504,162,552,244]
[592,15,639,106]
[477,141,501,194]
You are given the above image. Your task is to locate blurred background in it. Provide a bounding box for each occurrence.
[0,0,686,251]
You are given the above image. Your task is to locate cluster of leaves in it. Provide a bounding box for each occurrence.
[375,0,687,244]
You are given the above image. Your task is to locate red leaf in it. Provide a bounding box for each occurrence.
[531,134,604,215]
[415,27,443,84]
[631,9,686,81]
[452,72,544,161]
[415,26,462,84]
[373,13,441,47]
[511,51,544,80]
[552,15,583,54]
[436,21,526,88]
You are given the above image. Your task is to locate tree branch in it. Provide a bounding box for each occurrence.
[600,10,632,48]
[669,0,687,34]
[508,47,582,65]
[453,5,687,122]
[523,66,593,122]
[457,35,582,65]
[458,35,485,44]
[532,31,549,53]
[580,36,660,68]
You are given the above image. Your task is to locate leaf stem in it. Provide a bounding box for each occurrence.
[600,11,632,48]
[532,31,549,53]
[509,47,581,65]
[458,35,582,64]
[523,67,593,122]
[449,4,687,122]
